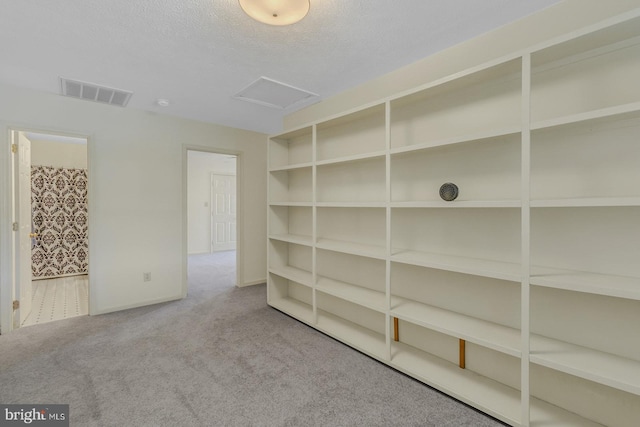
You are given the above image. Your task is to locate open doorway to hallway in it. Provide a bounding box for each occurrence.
[187,151,237,290]
[12,130,89,328]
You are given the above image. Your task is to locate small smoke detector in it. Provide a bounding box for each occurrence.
[60,77,133,107]
[156,98,171,107]
[234,76,319,109]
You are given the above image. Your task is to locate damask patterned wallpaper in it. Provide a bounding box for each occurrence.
[31,166,88,278]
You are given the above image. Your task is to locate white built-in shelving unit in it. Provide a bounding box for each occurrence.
[267,10,640,427]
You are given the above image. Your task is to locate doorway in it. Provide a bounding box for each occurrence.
[11,130,89,329]
[186,150,237,290]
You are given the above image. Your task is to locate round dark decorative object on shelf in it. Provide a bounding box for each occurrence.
[439,182,459,201]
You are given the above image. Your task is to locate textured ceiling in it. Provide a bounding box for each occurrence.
[0,0,561,134]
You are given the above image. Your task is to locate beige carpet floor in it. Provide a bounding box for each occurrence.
[0,251,503,426]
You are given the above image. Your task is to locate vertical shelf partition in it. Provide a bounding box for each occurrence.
[267,10,640,427]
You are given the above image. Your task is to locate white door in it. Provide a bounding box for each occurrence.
[211,174,236,252]
[14,131,32,327]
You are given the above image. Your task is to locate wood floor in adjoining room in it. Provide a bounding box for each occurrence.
[22,275,89,327]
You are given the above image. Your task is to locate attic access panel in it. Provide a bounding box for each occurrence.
[234,77,319,109]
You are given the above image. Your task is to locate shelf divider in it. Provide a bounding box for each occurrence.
[316,238,387,260]
[269,266,313,287]
[530,266,640,301]
[531,197,640,208]
[389,126,521,155]
[391,250,522,282]
[316,310,387,360]
[391,296,521,357]
[530,101,640,131]
[269,298,313,324]
[530,334,640,396]
[268,233,313,246]
[315,276,386,313]
[391,200,521,208]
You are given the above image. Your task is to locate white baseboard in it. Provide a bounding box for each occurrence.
[238,278,266,288]
[91,294,182,316]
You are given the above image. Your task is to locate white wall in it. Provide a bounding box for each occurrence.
[30,138,88,169]
[285,0,640,129]
[187,151,236,254]
[0,82,267,331]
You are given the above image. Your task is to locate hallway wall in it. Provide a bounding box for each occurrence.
[30,138,87,169]
[0,82,267,330]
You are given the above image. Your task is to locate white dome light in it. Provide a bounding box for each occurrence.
[239,0,310,26]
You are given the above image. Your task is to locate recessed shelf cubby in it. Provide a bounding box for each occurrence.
[531,16,640,125]
[531,286,640,374]
[268,205,312,246]
[390,133,521,204]
[531,112,640,204]
[316,249,386,312]
[391,263,521,356]
[531,207,640,280]
[391,208,521,280]
[316,292,386,360]
[268,273,313,324]
[390,59,521,150]
[316,104,386,162]
[390,322,522,426]
[316,157,386,204]
[530,362,640,426]
[268,240,312,287]
[316,207,386,259]
[268,126,313,170]
[529,287,640,424]
[268,168,312,204]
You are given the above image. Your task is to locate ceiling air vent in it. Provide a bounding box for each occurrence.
[60,78,133,107]
[234,77,319,109]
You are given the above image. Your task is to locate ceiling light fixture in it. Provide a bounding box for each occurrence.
[239,0,310,26]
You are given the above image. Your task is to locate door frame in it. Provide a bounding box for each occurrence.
[0,125,93,333]
[182,146,243,297]
[210,172,237,253]
[13,130,32,327]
